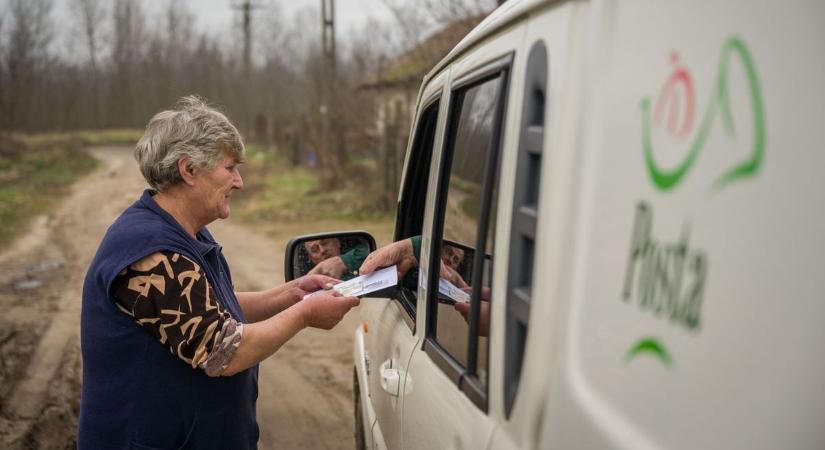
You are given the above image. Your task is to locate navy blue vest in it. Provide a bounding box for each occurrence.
[79,190,259,450]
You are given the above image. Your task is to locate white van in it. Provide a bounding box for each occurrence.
[286,0,825,448]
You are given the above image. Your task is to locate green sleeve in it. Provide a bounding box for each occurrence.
[340,244,369,274]
[410,235,421,261]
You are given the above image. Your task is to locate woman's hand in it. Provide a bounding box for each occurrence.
[222,288,359,375]
[298,290,360,330]
[296,274,339,293]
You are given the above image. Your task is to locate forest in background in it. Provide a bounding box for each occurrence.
[0,0,498,198]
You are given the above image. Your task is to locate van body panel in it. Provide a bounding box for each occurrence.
[488,2,591,449]
[543,0,825,449]
[357,297,417,449]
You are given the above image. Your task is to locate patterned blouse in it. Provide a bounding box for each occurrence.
[111,251,243,377]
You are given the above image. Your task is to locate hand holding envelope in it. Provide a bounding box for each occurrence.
[303,263,472,306]
[304,265,399,299]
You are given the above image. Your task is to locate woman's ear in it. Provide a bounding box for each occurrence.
[178,156,197,186]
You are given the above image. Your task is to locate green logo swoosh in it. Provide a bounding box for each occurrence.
[625,337,672,368]
[641,36,766,192]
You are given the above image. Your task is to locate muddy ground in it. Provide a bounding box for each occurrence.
[0,146,392,449]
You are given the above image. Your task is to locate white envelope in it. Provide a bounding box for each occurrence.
[304,265,398,299]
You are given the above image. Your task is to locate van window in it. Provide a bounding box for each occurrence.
[393,99,440,325]
[424,57,510,410]
[433,78,500,368]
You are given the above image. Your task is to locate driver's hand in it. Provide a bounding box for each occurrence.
[440,262,469,288]
[360,238,418,279]
[308,256,348,279]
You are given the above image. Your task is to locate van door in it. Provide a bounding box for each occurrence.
[356,74,446,449]
[485,2,589,449]
[402,22,525,449]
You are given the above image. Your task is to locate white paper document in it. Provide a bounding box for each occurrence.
[438,278,470,304]
[304,265,398,299]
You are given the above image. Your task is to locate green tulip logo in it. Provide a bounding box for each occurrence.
[626,37,766,369]
[640,36,766,192]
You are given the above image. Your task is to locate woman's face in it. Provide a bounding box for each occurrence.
[193,153,243,222]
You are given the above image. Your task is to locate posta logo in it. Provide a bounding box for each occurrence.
[653,51,695,141]
[624,37,766,368]
[640,36,766,192]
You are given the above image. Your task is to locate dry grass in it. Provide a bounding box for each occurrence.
[0,134,100,246]
[14,129,143,148]
[234,144,394,222]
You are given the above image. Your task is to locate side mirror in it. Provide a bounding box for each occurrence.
[284,231,377,282]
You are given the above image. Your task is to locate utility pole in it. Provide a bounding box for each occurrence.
[232,0,260,134]
[321,0,336,79]
[320,0,343,172]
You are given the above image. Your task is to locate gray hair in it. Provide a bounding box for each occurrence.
[134,96,245,191]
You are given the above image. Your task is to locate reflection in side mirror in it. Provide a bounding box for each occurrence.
[284,231,377,282]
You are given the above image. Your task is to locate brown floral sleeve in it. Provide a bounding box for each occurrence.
[111,251,243,377]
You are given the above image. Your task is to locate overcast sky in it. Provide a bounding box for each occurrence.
[145,0,395,35]
[10,0,396,57]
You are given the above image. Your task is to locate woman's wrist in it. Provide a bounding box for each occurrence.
[290,297,310,329]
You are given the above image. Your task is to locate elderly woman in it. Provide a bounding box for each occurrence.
[79,96,358,450]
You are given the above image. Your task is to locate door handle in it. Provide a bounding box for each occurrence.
[379,359,412,396]
[380,359,400,396]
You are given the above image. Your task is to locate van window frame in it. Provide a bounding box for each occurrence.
[392,93,442,331]
[422,53,513,412]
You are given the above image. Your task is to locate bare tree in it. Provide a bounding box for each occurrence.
[381,0,496,47]
[0,14,5,127]
[379,0,430,51]
[376,0,495,87]
[420,0,495,25]
[110,0,145,127]
[0,0,54,131]
[361,0,495,208]
[189,33,229,104]
[71,0,106,127]
[0,0,495,138]
[164,0,195,88]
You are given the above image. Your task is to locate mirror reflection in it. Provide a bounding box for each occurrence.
[438,241,472,291]
[292,235,370,281]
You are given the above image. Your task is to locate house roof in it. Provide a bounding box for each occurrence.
[360,15,486,90]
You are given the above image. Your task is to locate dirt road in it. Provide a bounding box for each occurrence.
[0,146,388,449]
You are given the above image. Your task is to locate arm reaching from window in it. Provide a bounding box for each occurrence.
[359,237,420,280]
